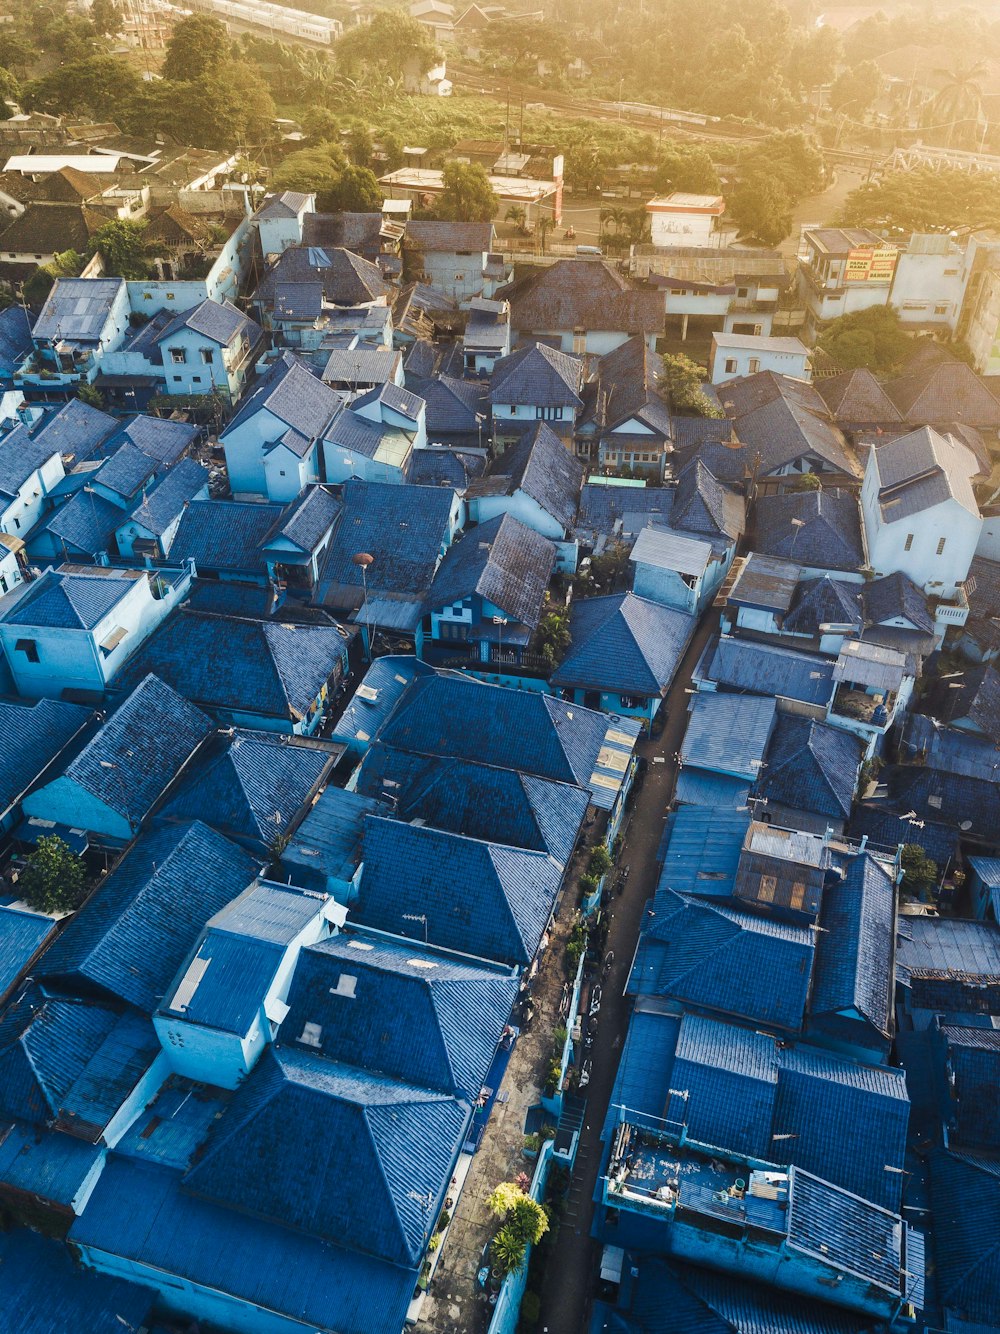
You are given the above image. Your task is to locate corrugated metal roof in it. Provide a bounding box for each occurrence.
[681,693,777,779]
[834,638,908,692]
[674,769,750,808]
[631,525,712,577]
[657,806,748,897]
[33,278,124,342]
[0,1120,102,1205]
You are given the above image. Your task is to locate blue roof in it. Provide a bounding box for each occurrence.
[674,768,750,808]
[942,1027,1000,1149]
[158,297,257,347]
[38,674,215,833]
[657,806,749,897]
[91,441,158,500]
[425,511,556,628]
[574,481,673,541]
[0,304,32,375]
[681,693,777,779]
[34,487,125,557]
[34,278,123,342]
[168,498,283,574]
[701,635,835,706]
[72,1155,416,1333]
[757,716,862,820]
[184,579,276,618]
[117,413,198,465]
[29,398,118,464]
[753,490,864,573]
[38,821,260,1011]
[552,593,695,696]
[0,423,61,500]
[0,993,159,1137]
[185,1046,469,1265]
[282,933,518,1099]
[0,565,137,630]
[0,1119,102,1206]
[119,610,353,724]
[124,456,208,537]
[810,853,895,1044]
[282,785,389,891]
[333,654,435,749]
[114,1077,231,1170]
[0,905,55,1000]
[786,1169,904,1296]
[491,342,583,409]
[930,1150,1000,1324]
[628,888,814,1031]
[357,815,562,966]
[471,421,584,530]
[158,730,332,850]
[356,742,589,865]
[225,351,342,443]
[895,917,1000,1014]
[784,576,864,636]
[0,1226,153,1334]
[267,483,340,555]
[377,671,640,808]
[0,696,93,815]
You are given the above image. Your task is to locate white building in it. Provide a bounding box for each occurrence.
[861,426,982,596]
[797,228,898,334]
[645,193,725,249]
[889,233,967,327]
[710,333,810,385]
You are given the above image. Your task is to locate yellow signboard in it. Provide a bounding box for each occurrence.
[845,246,898,283]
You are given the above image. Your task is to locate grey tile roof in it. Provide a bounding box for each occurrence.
[29,399,118,464]
[784,575,864,635]
[424,512,556,628]
[816,369,904,425]
[886,360,1000,428]
[352,381,425,422]
[0,425,58,501]
[490,342,584,409]
[92,441,158,500]
[574,481,673,542]
[469,421,583,530]
[498,259,663,335]
[158,298,259,348]
[967,556,1000,619]
[923,663,1000,742]
[871,426,980,522]
[126,457,209,538]
[408,446,485,489]
[301,211,383,260]
[552,592,695,696]
[756,715,863,820]
[581,335,672,437]
[0,565,138,629]
[268,484,340,555]
[718,372,860,478]
[410,374,488,437]
[168,498,284,575]
[752,489,864,572]
[225,352,342,444]
[256,245,391,307]
[672,459,744,542]
[118,414,198,466]
[811,852,895,1041]
[405,220,493,253]
[35,488,125,558]
[254,190,312,220]
[863,571,933,632]
[273,281,323,321]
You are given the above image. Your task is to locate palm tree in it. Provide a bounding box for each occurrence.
[505,204,528,235]
[537,216,555,253]
[927,61,988,149]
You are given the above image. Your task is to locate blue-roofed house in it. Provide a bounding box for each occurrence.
[656,805,749,899]
[577,336,673,480]
[259,483,341,595]
[0,564,194,699]
[752,490,866,580]
[490,342,585,446]
[929,1150,1000,1327]
[322,381,427,486]
[281,932,518,1099]
[167,497,284,581]
[113,457,210,559]
[827,638,914,755]
[895,915,1000,1022]
[422,511,556,664]
[694,635,836,711]
[221,352,342,502]
[0,422,66,553]
[808,852,896,1061]
[27,397,118,467]
[677,692,777,807]
[938,1027,1000,1150]
[466,421,584,570]
[118,609,354,736]
[331,653,435,757]
[552,592,695,721]
[21,674,216,843]
[26,486,131,564]
[462,296,511,372]
[629,526,725,615]
[0,306,32,385]
[781,575,865,655]
[356,814,563,967]
[316,478,463,645]
[38,820,260,1010]
[0,904,56,1005]
[755,715,863,835]
[281,785,390,902]
[0,695,94,836]
[253,190,315,258]
[157,729,337,853]
[153,298,264,403]
[20,278,130,393]
[968,856,1000,921]
[154,880,346,1088]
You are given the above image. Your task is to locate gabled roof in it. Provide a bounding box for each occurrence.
[29,398,118,464]
[282,934,518,1099]
[301,211,384,261]
[885,360,1000,428]
[0,695,93,814]
[816,368,904,426]
[0,906,56,1002]
[757,715,862,819]
[672,459,745,542]
[490,341,584,408]
[680,692,777,779]
[870,426,980,521]
[0,423,60,501]
[582,335,673,437]
[118,611,353,724]
[405,220,493,252]
[256,245,392,307]
[409,373,488,436]
[719,372,860,478]
[468,420,583,529]
[356,815,562,966]
[254,190,312,220]
[38,821,259,1011]
[0,992,159,1137]
[159,731,332,850]
[574,480,673,543]
[157,297,259,349]
[117,413,198,466]
[498,259,663,335]
[941,1027,1000,1150]
[224,351,342,443]
[923,663,1000,742]
[184,1045,469,1266]
[34,487,124,557]
[0,565,140,630]
[321,346,402,387]
[929,1150,1000,1324]
[168,498,284,574]
[703,635,835,706]
[424,512,556,628]
[753,489,864,573]
[628,887,814,1030]
[125,456,208,538]
[36,674,215,833]
[91,441,158,500]
[265,483,340,555]
[784,575,864,635]
[355,742,589,865]
[811,853,895,1042]
[631,525,713,578]
[863,570,933,633]
[0,305,31,375]
[552,592,694,697]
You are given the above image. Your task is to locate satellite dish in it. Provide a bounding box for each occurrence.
[960,820,973,831]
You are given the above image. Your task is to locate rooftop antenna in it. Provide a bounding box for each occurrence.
[352,551,375,661]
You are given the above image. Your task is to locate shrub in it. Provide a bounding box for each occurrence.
[18,835,88,913]
[492,1224,527,1278]
[588,845,612,877]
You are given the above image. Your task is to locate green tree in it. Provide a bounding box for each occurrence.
[652,145,720,195]
[901,843,938,898]
[729,175,793,246]
[272,143,347,197]
[336,11,439,82]
[661,352,723,416]
[163,63,275,152]
[302,106,340,144]
[926,61,988,149]
[77,382,105,408]
[381,130,404,173]
[564,137,608,194]
[818,306,912,374]
[491,1225,526,1278]
[91,219,150,279]
[19,835,88,914]
[841,167,1000,234]
[89,0,120,36]
[537,609,570,668]
[23,248,83,305]
[0,67,21,116]
[435,161,497,223]
[829,59,881,116]
[162,14,232,83]
[323,164,383,213]
[738,131,824,203]
[346,124,373,169]
[27,55,144,127]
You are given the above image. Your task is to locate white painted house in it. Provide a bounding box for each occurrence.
[710,333,810,385]
[645,193,725,249]
[861,426,983,596]
[0,423,65,542]
[252,190,315,259]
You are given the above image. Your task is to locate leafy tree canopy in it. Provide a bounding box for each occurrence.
[841,167,1000,236]
[162,14,233,82]
[89,0,120,37]
[336,11,439,81]
[818,306,912,374]
[90,220,151,280]
[19,835,88,914]
[652,145,720,195]
[900,843,939,898]
[272,143,347,197]
[435,161,497,223]
[729,174,793,247]
[829,59,881,116]
[26,55,144,127]
[738,131,824,202]
[662,352,724,417]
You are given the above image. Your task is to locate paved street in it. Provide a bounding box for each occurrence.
[537,612,718,1334]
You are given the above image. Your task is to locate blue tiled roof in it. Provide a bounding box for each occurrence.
[810,853,895,1043]
[118,413,198,465]
[34,488,125,557]
[753,490,864,573]
[672,459,744,542]
[161,926,286,1035]
[574,481,673,541]
[409,374,488,437]
[784,576,864,636]
[930,1150,1000,1324]
[185,1045,469,1265]
[657,806,749,897]
[0,1120,102,1206]
[158,730,332,850]
[119,611,352,724]
[490,342,584,408]
[757,715,862,820]
[787,1169,903,1295]
[0,1226,154,1334]
[356,742,589,865]
[680,692,777,779]
[268,483,340,555]
[224,351,342,443]
[0,905,55,1000]
[114,1077,231,1170]
[0,304,31,375]
[0,565,136,630]
[333,655,434,749]
[0,696,93,814]
[629,888,814,1031]
[282,933,517,1099]
[158,297,258,347]
[358,815,562,966]
[473,421,584,530]
[377,671,638,805]
[125,456,208,537]
[29,398,117,464]
[704,634,837,709]
[282,785,388,891]
[425,512,556,628]
[0,423,60,501]
[168,498,283,573]
[38,821,259,1011]
[0,992,159,1136]
[46,674,215,831]
[184,579,276,618]
[92,441,158,500]
[942,1027,1000,1149]
[319,479,457,602]
[71,1156,417,1333]
[353,380,425,422]
[552,593,695,697]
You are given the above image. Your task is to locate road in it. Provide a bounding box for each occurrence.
[536,611,719,1334]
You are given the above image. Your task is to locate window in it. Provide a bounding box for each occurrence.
[510,406,518,416]
[12,517,19,530]
[172,375,182,383]
[904,533,914,551]
[170,348,186,364]
[200,348,213,364]
[142,293,152,301]
[934,304,949,316]
[536,406,561,420]
[724,358,738,374]
[192,377,202,385]
[789,881,806,911]
[14,638,38,662]
[937,537,946,555]
[758,874,777,903]
[736,287,749,298]
[748,357,760,374]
